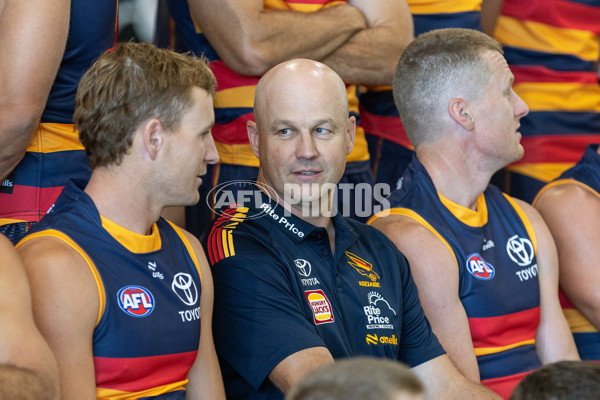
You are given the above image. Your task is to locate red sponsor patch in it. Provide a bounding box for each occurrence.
[305,289,334,325]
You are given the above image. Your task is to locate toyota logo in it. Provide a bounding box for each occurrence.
[506,235,534,267]
[294,259,312,277]
[171,273,198,306]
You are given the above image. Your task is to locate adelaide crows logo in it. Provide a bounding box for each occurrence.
[345,251,380,282]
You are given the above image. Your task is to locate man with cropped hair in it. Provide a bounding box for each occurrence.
[369,28,579,398]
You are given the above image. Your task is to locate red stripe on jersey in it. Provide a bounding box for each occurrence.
[212,114,256,145]
[482,370,531,400]
[359,110,411,147]
[469,307,540,350]
[559,288,575,309]
[518,135,600,164]
[511,65,599,85]
[0,185,64,222]
[208,206,239,264]
[94,351,197,392]
[501,0,600,33]
[208,226,224,265]
[210,60,260,91]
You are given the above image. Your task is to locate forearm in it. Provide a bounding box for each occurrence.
[322,0,413,85]
[0,117,37,181]
[536,316,580,364]
[0,365,59,400]
[413,356,501,400]
[186,336,225,400]
[322,24,411,85]
[439,380,501,400]
[480,0,505,35]
[0,0,69,180]
[190,1,366,76]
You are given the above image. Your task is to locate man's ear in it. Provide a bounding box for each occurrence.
[448,98,475,131]
[247,120,260,159]
[141,118,165,160]
[346,116,356,156]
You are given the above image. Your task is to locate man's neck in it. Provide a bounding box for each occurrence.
[417,146,493,211]
[84,168,161,235]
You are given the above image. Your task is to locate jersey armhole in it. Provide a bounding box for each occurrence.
[165,220,203,286]
[371,207,459,271]
[17,229,106,326]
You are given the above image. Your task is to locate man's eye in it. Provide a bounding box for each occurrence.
[278,128,293,135]
[315,128,330,134]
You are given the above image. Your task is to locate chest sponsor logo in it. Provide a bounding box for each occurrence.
[295,259,321,286]
[305,289,334,325]
[365,333,398,346]
[364,292,396,330]
[465,253,495,280]
[506,235,534,267]
[172,273,198,306]
[295,259,311,277]
[345,251,381,287]
[117,286,155,317]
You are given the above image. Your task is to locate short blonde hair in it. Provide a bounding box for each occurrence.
[393,28,502,147]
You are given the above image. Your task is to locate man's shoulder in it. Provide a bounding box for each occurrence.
[206,206,278,264]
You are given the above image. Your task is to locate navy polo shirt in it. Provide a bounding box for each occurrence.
[207,189,444,399]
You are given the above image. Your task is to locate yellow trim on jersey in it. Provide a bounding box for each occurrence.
[364,85,392,92]
[215,128,368,166]
[213,86,255,109]
[408,0,481,15]
[26,123,84,153]
[96,381,187,400]
[514,82,600,112]
[563,308,598,333]
[438,193,488,227]
[503,194,538,255]
[495,16,600,61]
[227,229,235,256]
[166,220,203,286]
[368,207,459,270]
[17,229,106,327]
[506,163,574,183]
[101,216,162,254]
[349,128,369,162]
[0,218,25,225]
[215,143,260,167]
[264,0,345,11]
[474,339,536,357]
[533,179,600,206]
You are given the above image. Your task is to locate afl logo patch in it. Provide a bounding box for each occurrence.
[305,289,334,325]
[117,286,155,317]
[465,253,495,280]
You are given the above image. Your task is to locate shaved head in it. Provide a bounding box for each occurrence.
[246,58,356,216]
[254,59,349,127]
